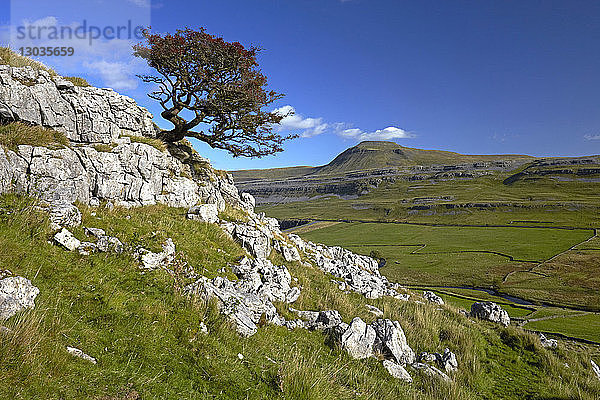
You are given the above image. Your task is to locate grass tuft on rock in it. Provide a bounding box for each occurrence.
[121,133,167,152]
[0,122,70,151]
[0,46,57,75]
[63,76,90,87]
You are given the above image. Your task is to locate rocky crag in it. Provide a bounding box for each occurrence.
[0,64,247,212]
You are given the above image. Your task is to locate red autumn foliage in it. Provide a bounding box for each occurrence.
[133,27,296,158]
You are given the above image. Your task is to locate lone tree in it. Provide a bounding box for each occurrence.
[133,27,296,157]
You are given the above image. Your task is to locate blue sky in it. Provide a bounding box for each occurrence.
[2,0,600,170]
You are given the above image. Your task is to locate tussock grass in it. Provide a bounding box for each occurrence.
[0,122,70,151]
[0,194,598,399]
[121,133,167,153]
[218,204,250,223]
[63,76,90,87]
[93,143,117,153]
[0,46,57,75]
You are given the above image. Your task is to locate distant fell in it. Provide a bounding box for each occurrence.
[233,141,533,181]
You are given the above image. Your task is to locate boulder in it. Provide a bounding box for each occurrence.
[411,362,451,382]
[187,204,219,223]
[539,333,558,349]
[438,348,458,373]
[470,302,510,326]
[295,309,343,331]
[139,238,176,271]
[221,222,271,259]
[275,241,301,262]
[371,319,415,365]
[96,236,124,254]
[383,360,413,382]
[240,192,255,212]
[341,317,376,359]
[418,352,437,363]
[66,346,97,364]
[77,242,97,256]
[231,257,298,303]
[184,276,282,337]
[423,291,444,305]
[0,277,40,320]
[53,228,81,251]
[0,65,156,143]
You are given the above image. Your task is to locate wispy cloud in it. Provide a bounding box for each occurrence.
[274,105,414,142]
[584,134,600,141]
[491,133,520,143]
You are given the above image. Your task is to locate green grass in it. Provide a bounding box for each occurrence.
[298,221,600,341]
[0,194,599,399]
[93,143,117,153]
[0,123,70,152]
[411,289,534,319]
[299,222,591,288]
[120,134,167,153]
[63,76,90,87]
[524,314,600,343]
[0,46,56,75]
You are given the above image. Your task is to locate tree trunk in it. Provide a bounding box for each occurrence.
[157,129,186,143]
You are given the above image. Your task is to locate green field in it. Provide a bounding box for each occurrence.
[524,314,600,343]
[295,221,600,343]
[299,222,592,290]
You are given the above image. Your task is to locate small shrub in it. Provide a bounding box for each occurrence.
[0,123,69,151]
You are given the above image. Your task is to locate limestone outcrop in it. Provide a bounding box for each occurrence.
[0,65,248,212]
[470,302,510,326]
[0,65,156,143]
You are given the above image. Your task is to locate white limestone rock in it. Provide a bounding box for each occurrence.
[187,204,219,223]
[66,346,97,364]
[341,317,376,359]
[371,319,415,365]
[54,228,81,251]
[383,360,413,382]
[0,277,40,320]
[423,291,444,305]
[470,302,510,326]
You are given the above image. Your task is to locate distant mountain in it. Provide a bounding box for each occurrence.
[232,141,533,182]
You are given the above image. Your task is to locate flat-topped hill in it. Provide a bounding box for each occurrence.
[233,141,534,183]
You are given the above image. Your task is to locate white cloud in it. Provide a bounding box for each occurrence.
[339,126,414,141]
[83,60,139,90]
[273,105,414,142]
[5,15,151,92]
[274,105,329,138]
[584,134,600,141]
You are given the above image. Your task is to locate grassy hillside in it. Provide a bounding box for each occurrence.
[317,141,532,175]
[1,194,599,399]
[232,141,534,181]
